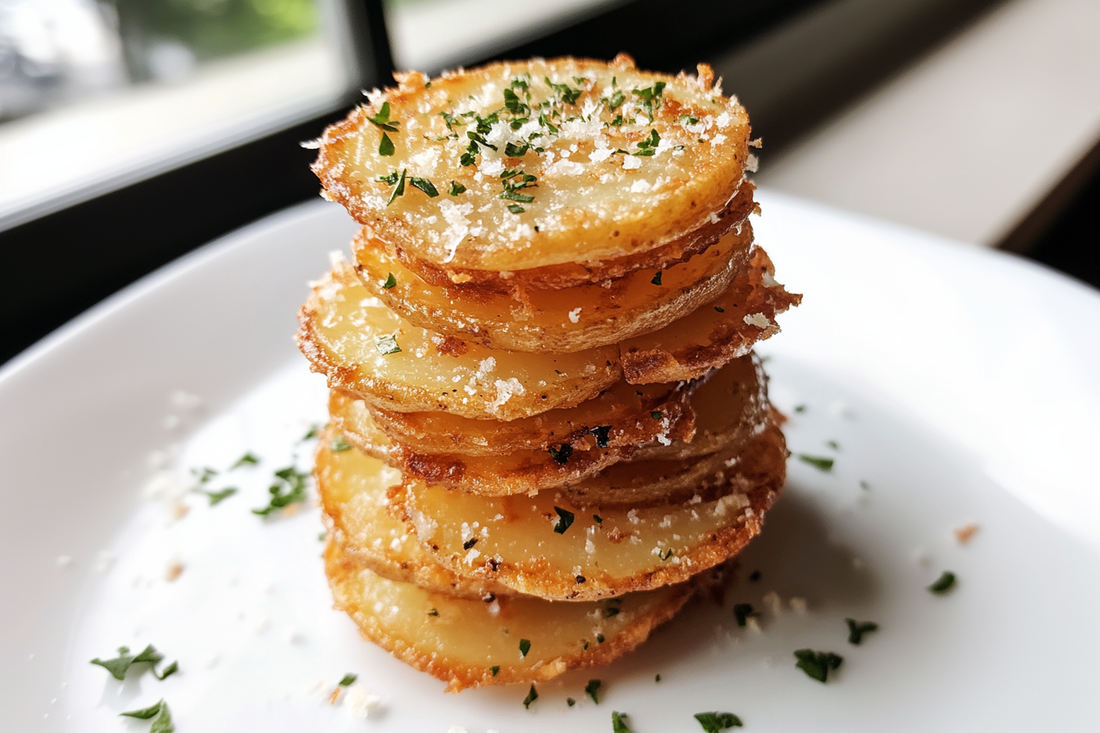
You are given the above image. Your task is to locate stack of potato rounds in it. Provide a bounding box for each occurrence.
[298,55,801,692]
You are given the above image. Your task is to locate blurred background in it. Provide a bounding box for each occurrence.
[0,0,1097,365]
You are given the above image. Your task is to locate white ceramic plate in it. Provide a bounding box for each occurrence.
[3,190,1100,732]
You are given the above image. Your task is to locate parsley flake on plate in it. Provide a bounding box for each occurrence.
[330,435,353,453]
[612,711,635,733]
[585,678,601,703]
[733,603,759,627]
[694,711,744,732]
[204,487,237,506]
[793,649,843,683]
[798,454,834,471]
[845,618,879,645]
[252,466,309,517]
[91,644,178,681]
[929,571,957,594]
[338,673,358,686]
[231,452,259,469]
[522,683,539,709]
[567,697,576,707]
[120,699,174,733]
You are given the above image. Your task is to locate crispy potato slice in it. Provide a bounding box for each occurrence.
[354,223,753,353]
[622,247,801,384]
[316,431,513,600]
[329,389,695,496]
[366,379,693,456]
[313,55,750,275]
[633,353,767,462]
[297,260,621,420]
[397,419,786,601]
[384,181,757,294]
[326,537,694,691]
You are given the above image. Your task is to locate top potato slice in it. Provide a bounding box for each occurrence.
[313,55,750,274]
[297,259,620,420]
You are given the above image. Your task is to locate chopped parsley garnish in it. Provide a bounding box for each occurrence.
[655,674,661,682]
[694,712,744,731]
[204,487,237,506]
[503,87,528,115]
[231,452,259,469]
[596,633,605,644]
[553,506,575,534]
[733,603,759,627]
[192,466,217,484]
[91,645,178,681]
[120,699,174,732]
[567,697,576,707]
[593,514,603,524]
[460,140,480,166]
[798,454,834,472]
[440,111,463,130]
[376,334,401,355]
[505,141,530,157]
[794,649,843,683]
[365,101,399,132]
[519,638,531,657]
[651,271,663,285]
[338,673,358,686]
[826,440,840,450]
[252,466,310,517]
[633,81,666,120]
[538,112,559,133]
[680,114,700,125]
[409,176,439,197]
[793,404,806,413]
[490,665,500,676]
[507,204,526,214]
[608,89,625,109]
[859,480,870,490]
[378,132,394,156]
[659,548,675,561]
[462,537,478,550]
[548,444,573,464]
[330,435,352,453]
[447,180,467,195]
[382,272,397,289]
[612,711,634,733]
[428,608,439,616]
[545,76,582,105]
[651,411,662,420]
[589,425,612,448]
[302,424,321,441]
[501,191,534,203]
[522,683,538,709]
[748,569,761,582]
[634,128,661,156]
[714,306,725,313]
[845,618,879,645]
[383,168,406,206]
[585,678,602,703]
[928,571,957,594]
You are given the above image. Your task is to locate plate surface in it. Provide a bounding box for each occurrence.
[3,190,1100,732]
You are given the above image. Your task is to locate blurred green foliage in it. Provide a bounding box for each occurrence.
[112,0,319,63]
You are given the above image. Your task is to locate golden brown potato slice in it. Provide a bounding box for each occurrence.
[396,419,786,601]
[297,260,621,420]
[329,389,694,496]
[316,431,513,600]
[312,55,750,276]
[366,379,694,456]
[387,182,757,294]
[633,353,767,462]
[354,223,753,353]
[326,537,694,691]
[621,247,802,384]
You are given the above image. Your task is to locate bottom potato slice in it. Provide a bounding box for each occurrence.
[325,537,694,691]
[398,419,787,601]
[367,379,695,457]
[329,388,694,496]
[621,247,801,384]
[316,431,513,600]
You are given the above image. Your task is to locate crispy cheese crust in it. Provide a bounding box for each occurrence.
[312,55,750,276]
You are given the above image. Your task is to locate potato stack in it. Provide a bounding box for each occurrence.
[298,55,800,692]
